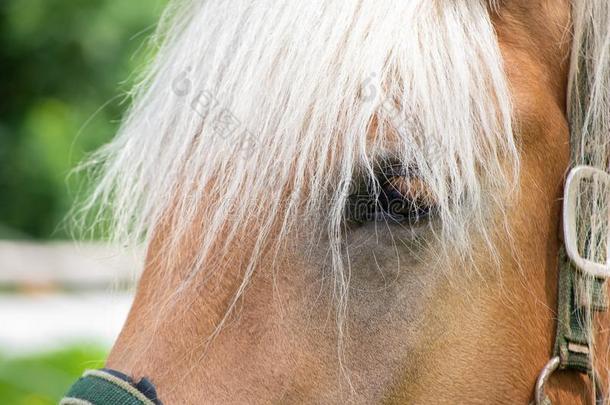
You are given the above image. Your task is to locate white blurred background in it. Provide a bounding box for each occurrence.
[0,242,138,354]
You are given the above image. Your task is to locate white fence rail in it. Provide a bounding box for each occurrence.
[0,241,139,353]
[0,241,142,290]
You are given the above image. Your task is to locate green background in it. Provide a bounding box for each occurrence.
[0,0,166,403]
[0,0,167,240]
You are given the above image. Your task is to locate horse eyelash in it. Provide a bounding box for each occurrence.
[344,167,436,226]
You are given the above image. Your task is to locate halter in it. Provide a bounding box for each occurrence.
[60,369,162,405]
[534,166,610,404]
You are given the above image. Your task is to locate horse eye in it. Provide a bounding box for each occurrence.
[377,175,435,223]
[346,172,437,225]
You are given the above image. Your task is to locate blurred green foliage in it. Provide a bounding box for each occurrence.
[0,0,167,239]
[0,344,107,405]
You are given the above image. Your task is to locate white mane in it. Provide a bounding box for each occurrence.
[570,1,610,173]
[81,0,515,292]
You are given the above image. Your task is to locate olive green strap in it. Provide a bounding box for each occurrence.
[60,370,157,405]
[553,247,608,374]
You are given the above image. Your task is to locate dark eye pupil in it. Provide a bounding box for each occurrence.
[377,181,431,223]
[346,174,434,225]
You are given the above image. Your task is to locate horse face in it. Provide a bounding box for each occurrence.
[102,1,599,403]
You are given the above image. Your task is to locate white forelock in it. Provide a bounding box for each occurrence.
[77,0,520,349]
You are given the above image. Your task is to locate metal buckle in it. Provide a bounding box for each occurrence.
[534,356,560,405]
[563,165,610,279]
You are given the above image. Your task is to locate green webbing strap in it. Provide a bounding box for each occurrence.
[553,247,608,374]
[60,370,156,405]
